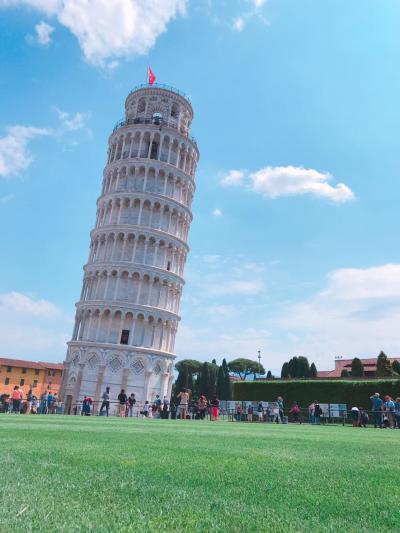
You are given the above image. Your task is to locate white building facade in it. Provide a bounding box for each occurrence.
[60,84,199,412]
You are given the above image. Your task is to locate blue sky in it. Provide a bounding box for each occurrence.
[1,0,400,373]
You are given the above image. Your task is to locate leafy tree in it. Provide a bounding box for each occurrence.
[376,351,394,377]
[281,362,290,378]
[175,359,202,375]
[211,358,217,365]
[228,358,265,380]
[341,369,350,377]
[392,360,400,375]
[351,357,364,377]
[309,363,318,378]
[267,370,272,379]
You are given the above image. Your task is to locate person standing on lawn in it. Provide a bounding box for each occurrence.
[290,402,301,423]
[39,391,48,414]
[257,402,264,422]
[162,396,170,419]
[395,397,400,429]
[277,396,284,423]
[351,407,360,427]
[370,393,383,428]
[117,389,127,417]
[211,396,220,421]
[359,408,369,428]
[177,388,189,420]
[47,391,54,414]
[127,393,136,417]
[384,396,395,429]
[154,394,162,416]
[198,395,207,420]
[314,401,322,424]
[99,386,110,416]
[12,386,23,414]
[26,389,33,415]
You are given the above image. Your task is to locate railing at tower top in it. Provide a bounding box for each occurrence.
[112,116,198,147]
[128,83,191,103]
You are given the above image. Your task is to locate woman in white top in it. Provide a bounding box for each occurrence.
[177,389,190,420]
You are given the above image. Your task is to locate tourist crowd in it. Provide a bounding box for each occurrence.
[1,386,61,414]
[2,386,400,428]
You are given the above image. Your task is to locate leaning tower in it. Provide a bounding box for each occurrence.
[60,83,199,412]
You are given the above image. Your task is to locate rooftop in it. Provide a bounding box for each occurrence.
[0,357,64,371]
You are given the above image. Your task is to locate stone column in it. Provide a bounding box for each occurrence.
[143,370,153,402]
[166,373,174,400]
[93,364,106,413]
[71,362,85,411]
[121,367,130,391]
[160,372,169,398]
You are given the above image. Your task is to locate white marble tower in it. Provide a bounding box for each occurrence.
[60,84,199,412]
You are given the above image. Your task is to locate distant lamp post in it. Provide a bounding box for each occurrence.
[257,350,261,379]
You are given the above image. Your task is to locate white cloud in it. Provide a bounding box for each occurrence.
[26,20,55,45]
[0,110,91,178]
[212,208,222,217]
[220,169,245,186]
[1,0,187,67]
[0,0,61,15]
[232,16,244,32]
[0,125,51,177]
[0,291,71,360]
[231,0,268,33]
[0,193,15,204]
[0,291,64,318]
[221,166,355,203]
[54,107,90,131]
[322,264,400,301]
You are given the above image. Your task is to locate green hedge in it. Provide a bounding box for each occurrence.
[233,379,400,409]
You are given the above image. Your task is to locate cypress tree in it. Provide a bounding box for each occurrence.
[216,365,225,399]
[198,362,208,396]
[376,351,393,377]
[267,370,272,379]
[309,363,317,378]
[392,360,400,375]
[223,367,231,400]
[351,357,364,377]
[281,362,290,378]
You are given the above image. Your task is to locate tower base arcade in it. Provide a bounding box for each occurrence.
[60,341,174,414]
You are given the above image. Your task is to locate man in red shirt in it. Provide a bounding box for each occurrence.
[12,386,23,414]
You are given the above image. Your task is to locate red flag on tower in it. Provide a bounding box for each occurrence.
[148,66,156,85]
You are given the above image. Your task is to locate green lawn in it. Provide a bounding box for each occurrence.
[0,416,399,532]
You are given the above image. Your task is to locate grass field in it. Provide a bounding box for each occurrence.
[0,417,399,533]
